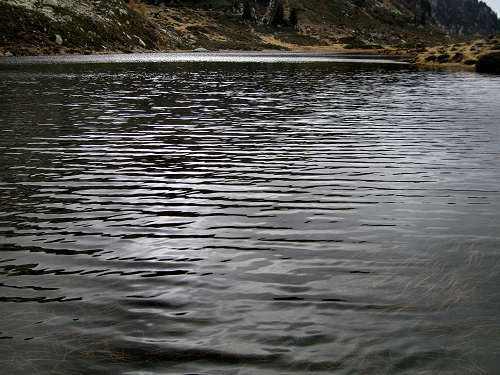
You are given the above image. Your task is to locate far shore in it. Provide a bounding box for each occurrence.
[1,37,498,72]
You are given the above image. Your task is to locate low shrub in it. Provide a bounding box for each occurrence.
[437,53,450,63]
[452,52,464,62]
[476,52,500,73]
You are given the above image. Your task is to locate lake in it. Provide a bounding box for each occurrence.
[0,52,499,375]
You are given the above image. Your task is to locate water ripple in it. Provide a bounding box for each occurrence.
[1,55,500,374]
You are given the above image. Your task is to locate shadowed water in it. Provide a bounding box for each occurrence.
[0,52,499,375]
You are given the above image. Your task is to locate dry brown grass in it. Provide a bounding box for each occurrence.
[407,34,500,69]
[128,0,147,17]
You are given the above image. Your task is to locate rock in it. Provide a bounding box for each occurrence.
[4,51,14,57]
[193,47,208,52]
[476,52,500,74]
[137,38,146,48]
[55,34,63,45]
[43,0,59,7]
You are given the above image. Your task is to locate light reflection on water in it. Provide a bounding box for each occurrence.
[0,53,499,374]
[0,51,408,65]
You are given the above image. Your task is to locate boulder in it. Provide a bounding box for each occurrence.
[476,52,500,74]
[43,0,59,7]
[55,34,63,45]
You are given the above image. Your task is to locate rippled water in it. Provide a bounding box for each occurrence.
[0,52,499,375]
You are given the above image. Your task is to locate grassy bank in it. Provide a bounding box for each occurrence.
[399,34,500,70]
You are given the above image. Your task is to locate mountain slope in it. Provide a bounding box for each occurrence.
[0,0,176,55]
[430,0,500,35]
[1,0,499,56]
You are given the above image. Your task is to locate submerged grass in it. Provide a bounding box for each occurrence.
[0,245,498,374]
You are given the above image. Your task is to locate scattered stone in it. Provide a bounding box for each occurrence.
[55,34,63,45]
[43,0,59,8]
[476,52,500,74]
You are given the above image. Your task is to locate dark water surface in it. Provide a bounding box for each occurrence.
[0,52,499,374]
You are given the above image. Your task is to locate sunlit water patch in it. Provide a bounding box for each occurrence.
[0,51,407,66]
[0,53,499,375]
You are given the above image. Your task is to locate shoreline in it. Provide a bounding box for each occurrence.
[0,43,403,59]
[1,39,497,72]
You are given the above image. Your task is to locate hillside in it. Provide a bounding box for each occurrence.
[0,0,176,56]
[1,0,500,56]
[430,0,500,35]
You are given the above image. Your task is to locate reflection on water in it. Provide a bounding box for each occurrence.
[0,53,499,374]
[0,51,408,65]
